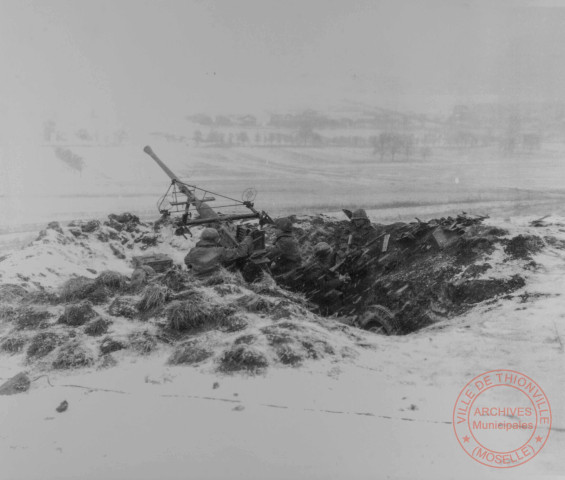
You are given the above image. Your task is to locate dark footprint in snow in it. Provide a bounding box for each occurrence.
[56,400,68,413]
[213,382,220,390]
[232,405,245,412]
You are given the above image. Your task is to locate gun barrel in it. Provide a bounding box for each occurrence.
[184,213,260,226]
[143,145,217,219]
[143,145,181,184]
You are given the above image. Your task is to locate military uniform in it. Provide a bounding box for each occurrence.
[340,209,381,315]
[349,222,380,249]
[267,217,302,275]
[185,228,252,278]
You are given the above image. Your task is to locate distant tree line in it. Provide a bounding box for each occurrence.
[188,114,257,127]
[43,120,128,146]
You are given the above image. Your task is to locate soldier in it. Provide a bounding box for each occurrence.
[348,208,380,249]
[338,209,382,314]
[184,228,253,278]
[266,217,302,276]
[301,242,346,315]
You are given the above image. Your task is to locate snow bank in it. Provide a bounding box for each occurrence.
[0,213,564,478]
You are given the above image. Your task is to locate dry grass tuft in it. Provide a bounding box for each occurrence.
[98,353,118,369]
[168,338,213,365]
[128,330,158,355]
[248,272,279,293]
[0,335,26,354]
[84,316,112,336]
[0,284,28,302]
[85,286,110,304]
[168,287,201,302]
[23,290,59,304]
[209,305,237,322]
[130,266,156,292]
[233,334,257,345]
[27,332,60,359]
[236,294,275,313]
[108,296,139,319]
[15,308,51,330]
[298,338,335,359]
[273,343,305,366]
[218,344,269,374]
[213,284,242,296]
[201,268,243,287]
[216,314,248,333]
[165,299,211,333]
[58,301,96,327]
[99,337,126,354]
[58,276,109,305]
[260,322,335,364]
[138,284,170,312]
[52,341,94,369]
[59,276,96,302]
[0,303,16,321]
[248,274,309,305]
[95,270,128,291]
[159,268,191,292]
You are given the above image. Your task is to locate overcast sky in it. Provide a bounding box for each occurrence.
[2,0,565,138]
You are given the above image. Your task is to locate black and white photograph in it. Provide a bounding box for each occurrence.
[0,1,564,478]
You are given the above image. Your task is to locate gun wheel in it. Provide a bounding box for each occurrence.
[359,304,398,335]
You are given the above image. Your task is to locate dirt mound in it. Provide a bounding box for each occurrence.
[0,211,545,375]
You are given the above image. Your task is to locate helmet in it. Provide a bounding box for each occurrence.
[201,228,220,242]
[274,217,292,232]
[313,242,332,257]
[351,209,369,221]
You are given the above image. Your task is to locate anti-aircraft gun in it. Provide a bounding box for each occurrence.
[143,145,273,277]
[143,146,397,334]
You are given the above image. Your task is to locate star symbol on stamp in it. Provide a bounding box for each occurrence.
[463,435,470,443]
[536,435,543,443]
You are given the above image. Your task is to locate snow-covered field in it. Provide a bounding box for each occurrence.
[1,143,565,479]
[0,215,564,479]
[3,141,565,229]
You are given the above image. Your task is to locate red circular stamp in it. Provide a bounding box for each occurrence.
[453,369,551,468]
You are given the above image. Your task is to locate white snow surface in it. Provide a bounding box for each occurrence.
[0,215,564,479]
